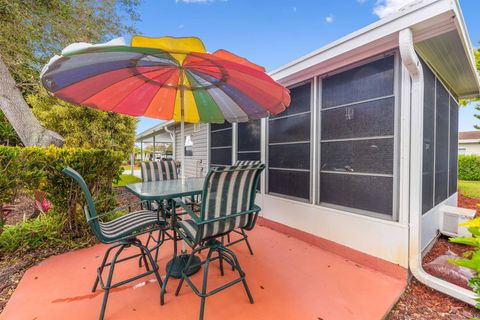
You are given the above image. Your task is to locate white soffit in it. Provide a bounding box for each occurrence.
[136,120,174,142]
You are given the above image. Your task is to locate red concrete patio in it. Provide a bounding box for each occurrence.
[1,222,406,320]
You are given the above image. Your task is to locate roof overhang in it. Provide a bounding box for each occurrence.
[136,120,175,143]
[269,0,479,99]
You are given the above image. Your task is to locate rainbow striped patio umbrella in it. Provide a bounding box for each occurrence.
[40,36,290,176]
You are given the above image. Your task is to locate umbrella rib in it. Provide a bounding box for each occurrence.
[107,69,178,114]
[64,66,175,106]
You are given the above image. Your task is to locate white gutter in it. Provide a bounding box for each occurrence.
[399,28,477,306]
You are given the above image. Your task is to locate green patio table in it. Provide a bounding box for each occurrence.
[125,177,205,278]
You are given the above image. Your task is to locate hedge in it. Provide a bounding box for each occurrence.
[458,155,480,181]
[0,146,123,239]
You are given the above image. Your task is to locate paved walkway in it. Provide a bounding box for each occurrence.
[1,225,406,320]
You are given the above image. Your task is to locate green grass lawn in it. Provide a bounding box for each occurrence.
[458,180,480,199]
[121,164,139,172]
[114,174,141,187]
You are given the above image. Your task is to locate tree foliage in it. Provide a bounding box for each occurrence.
[0,0,140,150]
[28,89,137,156]
[472,49,480,130]
[0,0,140,92]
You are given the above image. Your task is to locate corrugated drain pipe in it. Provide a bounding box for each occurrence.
[399,28,477,306]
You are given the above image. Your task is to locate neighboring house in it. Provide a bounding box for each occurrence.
[136,0,480,304]
[136,121,209,177]
[459,131,480,155]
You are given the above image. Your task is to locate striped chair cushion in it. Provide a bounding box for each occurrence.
[233,160,262,167]
[141,160,178,181]
[199,166,263,239]
[99,210,165,240]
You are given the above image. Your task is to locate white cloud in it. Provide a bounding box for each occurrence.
[325,14,334,24]
[373,0,415,18]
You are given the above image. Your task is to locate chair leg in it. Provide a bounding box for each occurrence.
[219,237,225,276]
[175,250,197,296]
[199,248,214,320]
[135,238,150,271]
[241,229,254,255]
[222,246,254,304]
[161,230,178,305]
[134,241,163,288]
[154,229,165,262]
[93,243,122,293]
[99,245,126,320]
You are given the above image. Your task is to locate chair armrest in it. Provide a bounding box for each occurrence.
[197,206,260,225]
[172,198,201,223]
[93,193,132,206]
[87,199,153,223]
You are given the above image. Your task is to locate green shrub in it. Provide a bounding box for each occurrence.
[458,155,480,181]
[0,146,124,239]
[0,212,67,253]
[450,217,480,308]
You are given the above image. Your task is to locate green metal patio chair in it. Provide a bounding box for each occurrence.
[139,160,180,258]
[140,159,178,181]
[161,164,265,320]
[62,167,166,320]
[223,160,263,255]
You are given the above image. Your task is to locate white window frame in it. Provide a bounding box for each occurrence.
[315,51,401,221]
[265,80,314,203]
[209,124,233,167]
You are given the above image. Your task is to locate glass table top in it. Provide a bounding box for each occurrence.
[125,177,205,200]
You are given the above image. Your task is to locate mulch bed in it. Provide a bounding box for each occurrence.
[458,193,480,215]
[388,237,480,319]
[387,278,480,320]
[388,194,480,319]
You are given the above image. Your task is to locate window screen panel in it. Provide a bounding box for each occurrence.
[449,97,459,196]
[269,143,310,170]
[269,113,311,144]
[238,120,261,152]
[321,97,395,140]
[268,80,311,200]
[237,152,260,161]
[321,138,394,175]
[422,62,435,214]
[269,169,310,200]
[211,123,232,131]
[434,81,450,205]
[210,129,232,148]
[322,56,395,109]
[320,173,393,216]
[210,148,232,166]
[271,83,311,118]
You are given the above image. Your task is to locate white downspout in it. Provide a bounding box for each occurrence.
[399,28,477,306]
[164,123,176,161]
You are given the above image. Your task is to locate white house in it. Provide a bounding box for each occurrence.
[459,131,480,155]
[135,0,480,305]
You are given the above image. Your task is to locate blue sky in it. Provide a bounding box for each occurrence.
[132,0,480,134]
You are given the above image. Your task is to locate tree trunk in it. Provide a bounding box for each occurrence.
[0,56,64,147]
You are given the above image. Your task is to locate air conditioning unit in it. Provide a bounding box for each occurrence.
[440,205,476,238]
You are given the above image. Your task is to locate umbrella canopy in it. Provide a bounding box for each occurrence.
[40,36,290,124]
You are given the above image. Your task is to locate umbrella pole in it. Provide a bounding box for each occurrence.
[167,68,201,278]
[180,68,185,182]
